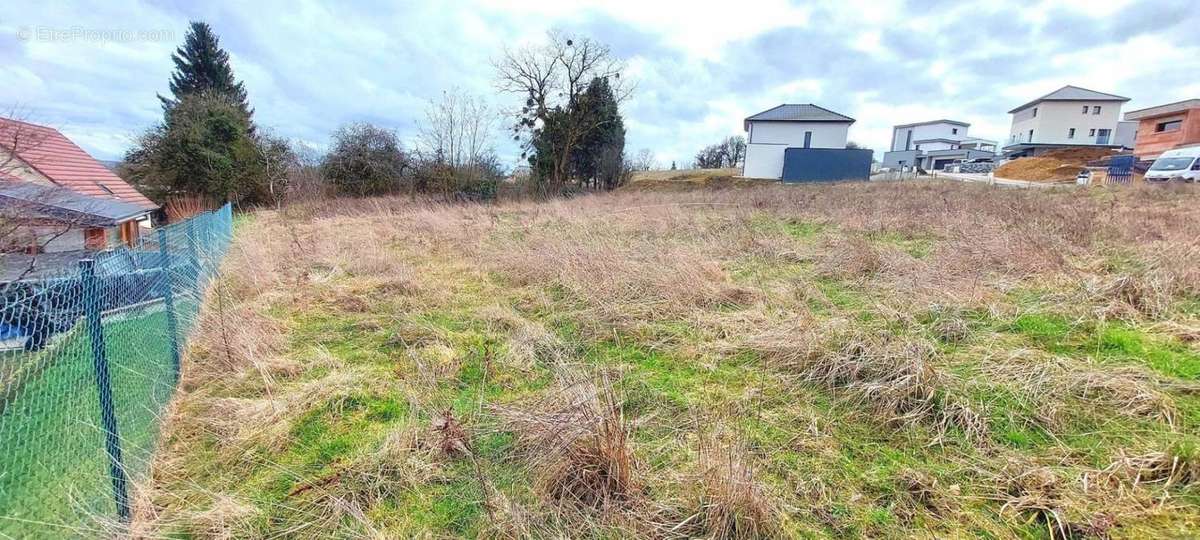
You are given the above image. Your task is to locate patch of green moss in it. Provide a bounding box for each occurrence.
[867,231,935,259]
[782,219,827,240]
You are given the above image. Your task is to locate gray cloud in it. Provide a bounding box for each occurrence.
[1,0,1197,165]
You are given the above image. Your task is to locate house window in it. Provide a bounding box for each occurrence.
[1068,128,1076,139]
[951,128,958,135]
[1082,105,1089,114]
[803,131,812,149]
[1032,107,1038,117]
[1089,129,1096,137]
[1156,120,1183,133]
[1028,129,1034,142]
[1092,106,1101,114]
[84,228,107,250]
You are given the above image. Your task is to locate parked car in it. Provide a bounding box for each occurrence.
[1145,146,1200,183]
[0,284,55,351]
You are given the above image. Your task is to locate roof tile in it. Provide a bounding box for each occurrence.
[745,104,855,125]
[1008,85,1130,114]
[0,118,156,210]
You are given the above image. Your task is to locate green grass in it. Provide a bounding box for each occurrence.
[0,300,196,537]
[144,189,1200,538]
[1004,311,1200,379]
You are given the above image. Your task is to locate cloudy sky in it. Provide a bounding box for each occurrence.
[1,0,1197,168]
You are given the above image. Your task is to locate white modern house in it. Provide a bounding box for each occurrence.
[1002,85,1134,157]
[742,104,854,179]
[880,119,997,170]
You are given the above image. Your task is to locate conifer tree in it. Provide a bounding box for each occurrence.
[158,21,253,122]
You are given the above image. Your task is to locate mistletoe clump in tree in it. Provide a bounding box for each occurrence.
[495,31,630,195]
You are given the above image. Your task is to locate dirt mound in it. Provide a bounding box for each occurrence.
[996,148,1119,182]
[622,168,771,191]
[1038,147,1117,162]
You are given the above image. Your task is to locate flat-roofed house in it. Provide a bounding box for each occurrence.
[881,119,997,171]
[1124,99,1200,160]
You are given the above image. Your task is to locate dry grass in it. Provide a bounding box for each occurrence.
[690,427,783,539]
[140,179,1200,538]
[980,351,1178,429]
[742,317,988,441]
[623,168,761,191]
[491,372,640,511]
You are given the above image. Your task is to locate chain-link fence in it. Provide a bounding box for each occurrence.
[0,203,233,537]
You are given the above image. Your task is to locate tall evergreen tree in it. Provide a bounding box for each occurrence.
[158,21,253,122]
[125,92,276,204]
[570,77,625,189]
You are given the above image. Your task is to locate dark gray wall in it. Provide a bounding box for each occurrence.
[781,148,874,182]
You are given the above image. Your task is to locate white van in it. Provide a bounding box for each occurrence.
[1145,146,1200,183]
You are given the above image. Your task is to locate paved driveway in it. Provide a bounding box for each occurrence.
[931,171,1075,189]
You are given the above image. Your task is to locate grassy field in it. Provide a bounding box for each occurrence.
[140,179,1200,538]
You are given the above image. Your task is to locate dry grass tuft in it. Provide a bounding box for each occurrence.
[893,468,959,525]
[327,427,441,505]
[491,372,641,510]
[186,288,290,392]
[479,305,571,368]
[1088,243,1200,321]
[743,318,987,440]
[477,489,540,540]
[490,231,757,327]
[690,428,782,539]
[997,466,1073,538]
[196,365,394,452]
[1095,440,1200,489]
[982,352,1177,428]
[923,305,972,344]
[168,494,260,540]
[409,342,461,385]
[816,237,885,279]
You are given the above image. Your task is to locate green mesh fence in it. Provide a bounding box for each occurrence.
[0,203,233,537]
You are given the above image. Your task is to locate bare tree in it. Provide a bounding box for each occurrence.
[254,130,298,210]
[693,136,746,169]
[0,185,116,281]
[494,31,631,193]
[721,136,747,168]
[0,107,49,180]
[629,148,658,172]
[413,89,505,200]
[282,141,327,204]
[1,109,72,269]
[320,123,409,197]
[416,89,497,169]
[693,145,724,169]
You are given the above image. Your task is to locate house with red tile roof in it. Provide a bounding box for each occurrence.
[0,118,157,253]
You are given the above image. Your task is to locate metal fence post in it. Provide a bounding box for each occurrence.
[157,228,182,381]
[79,259,131,523]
